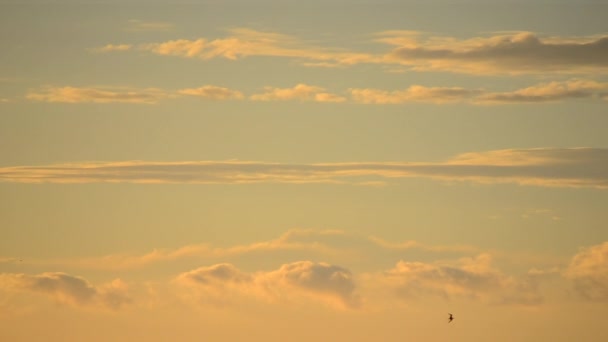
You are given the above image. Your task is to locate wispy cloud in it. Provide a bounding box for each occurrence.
[126,19,173,32]
[93,44,132,53]
[383,31,608,75]
[178,86,244,100]
[368,254,543,306]
[1,148,607,188]
[176,261,361,309]
[26,86,172,104]
[24,80,608,105]
[476,79,608,104]
[102,28,376,65]
[0,272,130,310]
[250,84,346,102]
[29,229,342,271]
[350,85,481,104]
[98,28,608,75]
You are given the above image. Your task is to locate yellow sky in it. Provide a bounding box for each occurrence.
[1,1,608,341]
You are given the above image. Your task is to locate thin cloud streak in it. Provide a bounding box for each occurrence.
[136,28,376,65]
[383,31,608,74]
[250,84,346,103]
[26,86,173,104]
[0,229,492,271]
[24,80,608,105]
[1,148,607,188]
[98,28,608,74]
[178,86,244,100]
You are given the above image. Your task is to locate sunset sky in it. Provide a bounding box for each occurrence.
[1,0,608,341]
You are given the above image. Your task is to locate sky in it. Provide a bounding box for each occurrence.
[1,0,608,341]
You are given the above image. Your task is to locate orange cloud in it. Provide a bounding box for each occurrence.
[564,242,608,301]
[178,85,244,100]
[176,261,360,310]
[2,148,607,188]
[250,84,346,102]
[97,29,608,75]
[350,85,480,104]
[384,31,608,75]
[0,272,131,310]
[26,86,171,104]
[371,254,542,305]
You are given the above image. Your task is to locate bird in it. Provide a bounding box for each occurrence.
[448,313,454,323]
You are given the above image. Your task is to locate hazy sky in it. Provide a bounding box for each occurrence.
[1,1,608,341]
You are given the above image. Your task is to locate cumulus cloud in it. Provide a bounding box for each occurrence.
[384,31,608,75]
[1,148,607,188]
[564,242,608,301]
[250,84,346,102]
[26,86,172,104]
[178,85,244,100]
[176,261,360,309]
[0,272,131,310]
[374,254,542,305]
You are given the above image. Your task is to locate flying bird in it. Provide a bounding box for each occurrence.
[448,313,454,323]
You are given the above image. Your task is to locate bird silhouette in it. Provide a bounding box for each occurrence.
[448,313,454,323]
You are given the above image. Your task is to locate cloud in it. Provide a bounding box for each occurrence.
[250,84,346,102]
[1,148,607,188]
[373,254,542,305]
[176,261,360,309]
[126,19,173,32]
[351,80,608,105]
[477,79,608,103]
[23,80,608,105]
[107,28,375,65]
[26,86,172,104]
[98,28,608,75]
[350,85,480,104]
[40,229,341,271]
[93,44,132,53]
[178,86,244,100]
[0,272,131,310]
[368,236,479,254]
[564,242,608,301]
[384,31,608,75]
